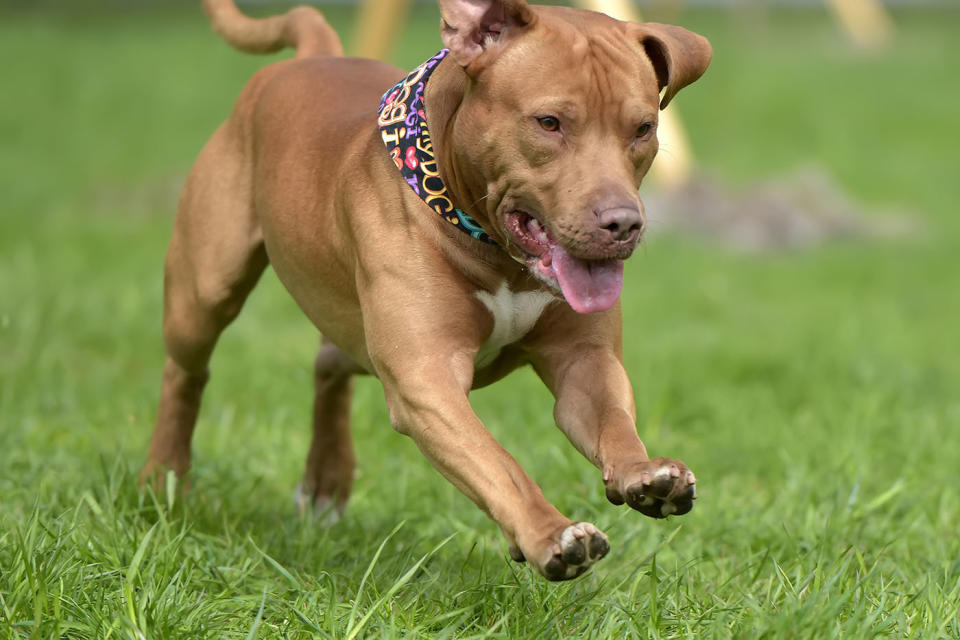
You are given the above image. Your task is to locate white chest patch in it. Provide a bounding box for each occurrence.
[474,283,555,368]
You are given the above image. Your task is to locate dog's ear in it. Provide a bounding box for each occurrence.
[438,0,535,67]
[632,23,712,109]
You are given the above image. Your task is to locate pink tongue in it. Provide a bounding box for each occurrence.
[550,246,624,314]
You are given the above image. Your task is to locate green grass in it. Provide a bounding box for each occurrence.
[2,2,959,637]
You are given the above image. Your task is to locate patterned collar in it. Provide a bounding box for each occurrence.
[377,50,497,245]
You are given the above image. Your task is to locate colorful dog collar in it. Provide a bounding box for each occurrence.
[377,50,497,246]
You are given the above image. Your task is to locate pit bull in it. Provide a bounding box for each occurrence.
[141,0,711,580]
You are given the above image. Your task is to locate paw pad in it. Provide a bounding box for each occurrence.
[606,458,697,519]
[543,522,609,581]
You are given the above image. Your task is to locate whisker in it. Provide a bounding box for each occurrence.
[464,194,491,213]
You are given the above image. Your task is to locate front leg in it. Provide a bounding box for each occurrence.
[354,238,611,579]
[373,346,610,580]
[532,334,697,519]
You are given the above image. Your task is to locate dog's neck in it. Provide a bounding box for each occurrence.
[422,56,479,230]
[377,51,496,246]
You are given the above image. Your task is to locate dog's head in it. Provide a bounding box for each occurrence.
[437,0,711,313]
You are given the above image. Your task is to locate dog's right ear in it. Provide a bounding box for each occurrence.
[438,0,535,68]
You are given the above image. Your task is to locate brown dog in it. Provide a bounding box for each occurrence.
[141,0,711,580]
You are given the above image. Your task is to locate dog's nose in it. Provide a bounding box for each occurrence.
[596,206,644,243]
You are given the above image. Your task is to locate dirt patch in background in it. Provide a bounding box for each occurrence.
[644,167,918,251]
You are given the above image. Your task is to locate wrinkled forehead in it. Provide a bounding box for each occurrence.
[478,7,662,113]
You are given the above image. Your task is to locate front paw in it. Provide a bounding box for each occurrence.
[517,521,610,581]
[604,457,697,518]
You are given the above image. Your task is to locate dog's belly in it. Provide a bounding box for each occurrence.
[474,283,555,369]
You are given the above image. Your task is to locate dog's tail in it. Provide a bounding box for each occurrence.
[203,0,343,59]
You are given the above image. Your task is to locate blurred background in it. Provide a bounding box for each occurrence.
[1,0,958,634]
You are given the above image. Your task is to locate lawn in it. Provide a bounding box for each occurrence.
[1,2,959,638]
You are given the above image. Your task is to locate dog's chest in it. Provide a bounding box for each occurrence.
[474,284,555,368]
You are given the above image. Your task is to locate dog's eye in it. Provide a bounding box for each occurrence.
[636,122,655,139]
[537,116,561,132]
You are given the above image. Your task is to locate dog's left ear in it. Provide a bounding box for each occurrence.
[632,23,712,109]
[438,0,535,68]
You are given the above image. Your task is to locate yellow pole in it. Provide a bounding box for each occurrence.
[826,0,895,49]
[352,0,413,60]
[575,0,695,189]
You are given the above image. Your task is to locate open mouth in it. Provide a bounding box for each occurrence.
[504,211,624,314]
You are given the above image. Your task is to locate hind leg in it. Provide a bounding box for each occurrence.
[140,126,267,487]
[296,339,364,523]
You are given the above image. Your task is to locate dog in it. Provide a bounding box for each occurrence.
[141,0,711,581]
